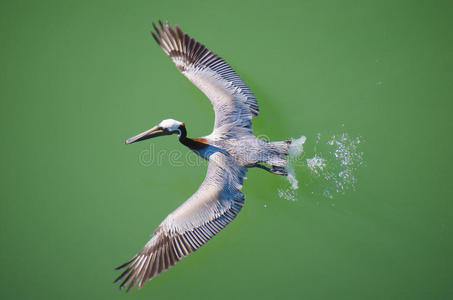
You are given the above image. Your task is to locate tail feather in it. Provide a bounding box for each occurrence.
[266,136,305,168]
[266,140,291,167]
[270,140,291,155]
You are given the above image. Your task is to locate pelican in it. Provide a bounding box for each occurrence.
[115,21,297,291]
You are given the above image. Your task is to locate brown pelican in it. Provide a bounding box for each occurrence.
[115,21,298,291]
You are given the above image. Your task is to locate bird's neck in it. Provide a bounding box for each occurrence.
[178,126,208,150]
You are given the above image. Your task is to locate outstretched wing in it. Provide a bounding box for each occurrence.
[114,152,247,291]
[151,21,259,139]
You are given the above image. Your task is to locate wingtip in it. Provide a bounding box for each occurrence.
[114,264,123,271]
[125,285,132,292]
[115,262,129,270]
[113,276,122,284]
[151,31,160,45]
[114,256,135,273]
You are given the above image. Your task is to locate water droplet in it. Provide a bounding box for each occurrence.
[306,155,326,175]
[278,188,297,202]
[306,130,364,199]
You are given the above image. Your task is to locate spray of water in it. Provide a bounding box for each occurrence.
[286,135,306,189]
[306,155,326,175]
[306,132,364,198]
[277,128,364,202]
[278,136,306,201]
[289,136,306,157]
[277,187,297,202]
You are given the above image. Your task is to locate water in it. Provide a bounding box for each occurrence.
[279,130,364,202]
[307,131,364,197]
[1,1,452,300]
[285,135,306,190]
[306,155,326,175]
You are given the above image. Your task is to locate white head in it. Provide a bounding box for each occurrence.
[125,118,185,144]
[158,119,184,133]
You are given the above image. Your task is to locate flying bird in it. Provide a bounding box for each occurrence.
[115,21,297,291]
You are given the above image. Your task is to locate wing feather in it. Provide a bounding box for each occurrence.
[151,21,259,139]
[114,152,247,290]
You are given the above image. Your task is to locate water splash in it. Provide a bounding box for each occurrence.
[285,135,306,190]
[305,132,364,198]
[277,130,364,202]
[289,135,306,157]
[278,187,297,202]
[306,155,326,175]
[278,136,306,201]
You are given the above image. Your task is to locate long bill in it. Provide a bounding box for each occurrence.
[125,126,166,144]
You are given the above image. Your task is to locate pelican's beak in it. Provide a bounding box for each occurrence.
[125,126,168,144]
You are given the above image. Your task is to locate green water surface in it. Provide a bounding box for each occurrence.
[1,0,452,299]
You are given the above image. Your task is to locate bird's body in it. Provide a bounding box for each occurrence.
[115,21,299,291]
[185,133,290,169]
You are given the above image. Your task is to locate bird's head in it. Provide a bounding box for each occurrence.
[125,119,185,144]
